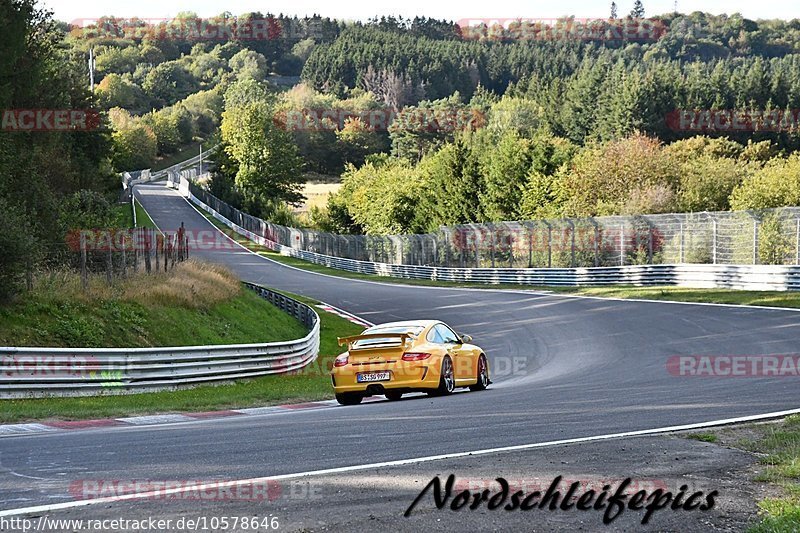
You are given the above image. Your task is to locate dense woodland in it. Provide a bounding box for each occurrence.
[5,1,800,296]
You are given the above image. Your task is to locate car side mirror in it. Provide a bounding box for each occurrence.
[459,334,473,344]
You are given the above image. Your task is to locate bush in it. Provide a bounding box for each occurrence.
[0,199,38,301]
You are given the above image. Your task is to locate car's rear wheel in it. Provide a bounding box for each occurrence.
[469,355,489,392]
[385,391,403,401]
[335,393,363,405]
[429,356,455,396]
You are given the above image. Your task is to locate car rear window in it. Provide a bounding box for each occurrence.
[352,326,425,348]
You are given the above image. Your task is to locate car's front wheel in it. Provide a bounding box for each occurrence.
[469,355,490,392]
[429,356,455,396]
[335,393,363,405]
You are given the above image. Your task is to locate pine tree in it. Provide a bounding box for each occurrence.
[630,0,645,18]
[611,2,618,19]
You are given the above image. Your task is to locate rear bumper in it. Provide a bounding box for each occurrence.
[331,363,440,394]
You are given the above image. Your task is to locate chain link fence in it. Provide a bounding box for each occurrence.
[188,181,800,268]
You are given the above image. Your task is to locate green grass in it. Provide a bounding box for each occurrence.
[689,416,800,532]
[687,433,719,443]
[196,207,800,310]
[0,274,306,349]
[0,296,361,423]
[110,202,134,228]
[745,416,800,531]
[134,197,159,231]
[151,140,214,172]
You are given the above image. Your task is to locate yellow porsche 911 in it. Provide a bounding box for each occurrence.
[331,320,490,405]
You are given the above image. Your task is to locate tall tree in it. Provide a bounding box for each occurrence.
[630,0,645,18]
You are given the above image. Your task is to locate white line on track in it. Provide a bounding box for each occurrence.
[3,407,800,518]
[168,187,800,315]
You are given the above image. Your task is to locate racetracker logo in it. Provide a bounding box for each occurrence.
[68,479,322,501]
[65,229,242,252]
[69,17,285,41]
[1,109,101,132]
[274,107,486,133]
[667,355,800,377]
[666,109,800,133]
[1,354,101,377]
[456,18,668,42]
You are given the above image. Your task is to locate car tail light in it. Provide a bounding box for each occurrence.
[334,353,349,367]
[402,352,432,361]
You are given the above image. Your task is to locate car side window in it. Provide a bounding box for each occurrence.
[436,324,460,344]
[426,327,444,344]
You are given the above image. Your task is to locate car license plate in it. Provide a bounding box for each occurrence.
[357,372,390,383]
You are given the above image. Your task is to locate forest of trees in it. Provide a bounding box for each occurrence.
[7,4,800,299]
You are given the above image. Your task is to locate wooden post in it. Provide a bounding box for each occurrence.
[144,228,152,273]
[133,228,139,274]
[80,232,88,291]
[155,233,160,272]
[121,233,127,278]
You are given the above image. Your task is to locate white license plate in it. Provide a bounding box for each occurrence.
[357,372,391,383]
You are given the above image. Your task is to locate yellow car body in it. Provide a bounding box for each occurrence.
[331,320,490,405]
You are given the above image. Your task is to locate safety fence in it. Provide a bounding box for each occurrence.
[183,178,800,291]
[0,283,320,398]
[182,180,800,269]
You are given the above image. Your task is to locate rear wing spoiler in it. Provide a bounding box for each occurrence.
[337,333,411,348]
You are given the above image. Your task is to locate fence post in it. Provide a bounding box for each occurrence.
[80,232,88,291]
[106,235,113,285]
[528,224,534,268]
[712,217,718,265]
[489,227,496,268]
[593,220,600,267]
[647,221,654,264]
[568,220,576,268]
[144,228,152,273]
[546,222,552,268]
[796,218,800,266]
[154,233,160,272]
[753,217,759,265]
[619,224,625,266]
[121,233,127,278]
[679,222,685,263]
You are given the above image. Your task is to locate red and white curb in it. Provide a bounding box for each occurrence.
[0,398,386,438]
[316,302,374,327]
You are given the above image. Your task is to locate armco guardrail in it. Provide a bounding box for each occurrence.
[0,283,320,399]
[184,178,800,291]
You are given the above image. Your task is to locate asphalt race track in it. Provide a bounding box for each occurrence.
[2,183,800,530]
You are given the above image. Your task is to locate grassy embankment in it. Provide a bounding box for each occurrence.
[0,261,362,423]
[688,416,800,531]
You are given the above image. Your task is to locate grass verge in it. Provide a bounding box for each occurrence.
[0,293,360,423]
[0,260,307,348]
[134,197,159,231]
[0,262,363,423]
[684,417,800,531]
[197,207,800,310]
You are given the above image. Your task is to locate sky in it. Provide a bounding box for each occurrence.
[41,0,800,24]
